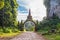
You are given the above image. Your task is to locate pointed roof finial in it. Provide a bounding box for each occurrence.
[29,9,31,16]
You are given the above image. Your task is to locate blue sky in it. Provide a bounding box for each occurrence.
[17,0,46,21]
[18,6,28,13]
[17,0,28,14]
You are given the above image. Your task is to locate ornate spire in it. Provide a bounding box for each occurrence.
[26,9,32,21]
[29,9,31,16]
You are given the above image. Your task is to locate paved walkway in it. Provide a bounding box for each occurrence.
[10,32,46,40]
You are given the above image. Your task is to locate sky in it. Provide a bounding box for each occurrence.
[17,0,46,22]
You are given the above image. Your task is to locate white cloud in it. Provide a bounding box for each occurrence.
[17,0,46,22]
[17,11,28,21]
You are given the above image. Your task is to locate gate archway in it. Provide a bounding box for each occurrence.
[24,21,35,31]
[23,9,36,31]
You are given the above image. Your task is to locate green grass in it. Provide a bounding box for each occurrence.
[0,32,20,38]
[0,31,24,38]
[37,30,60,40]
[0,27,23,38]
[44,34,60,40]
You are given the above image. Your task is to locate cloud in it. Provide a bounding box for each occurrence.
[17,0,46,22]
[17,12,28,21]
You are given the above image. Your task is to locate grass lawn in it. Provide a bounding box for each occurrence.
[44,34,60,40]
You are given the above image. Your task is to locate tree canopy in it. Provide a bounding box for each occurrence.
[0,0,18,27]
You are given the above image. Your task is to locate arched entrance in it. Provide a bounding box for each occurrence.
[23,9,36,31]
[24,21,35,31]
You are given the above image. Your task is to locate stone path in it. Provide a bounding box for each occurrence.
[10,32,46,40]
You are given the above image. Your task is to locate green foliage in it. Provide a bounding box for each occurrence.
[30,27,34,31]
[55,36,60,40]
[0,0,18,27]
[35,20,40,31]
[0,0,19,33]
[57,23,60,29]
[44,34,60,40]
[26,26,34,31]
[18,21,24,31]
[37,14,60,33]
[0,1,4,9]
[0,27,19,33]
[0,27,3,33]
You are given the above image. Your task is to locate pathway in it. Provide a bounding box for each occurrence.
[10,32,46,40]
